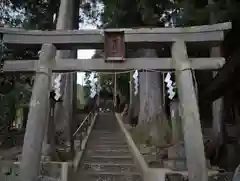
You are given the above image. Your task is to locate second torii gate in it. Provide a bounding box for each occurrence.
[0,22,231,181]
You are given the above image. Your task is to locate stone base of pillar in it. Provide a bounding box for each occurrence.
[17,155,51,162]
[170,100,183,144]
[168,143,185,158]
[164,143,211,171]
[164,158,187,171]
[166,173,186,181]
[165,143,187,171]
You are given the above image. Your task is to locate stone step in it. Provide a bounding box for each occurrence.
[91,131,117,134]
[86,149,131,156]
[87,143,129,149]
[99,136,124,139]
[76,114,142,181]
[88,139,126,145]
[90,134,123,138]
[87,147,129,152]
[94,127,119,130]
[90,137,124,142]
[91,131,123,135]
[79,171,142,181]
[81,162,138,172]
[91,138,125,143]
[83,155,133,164]
[90,134,124,140]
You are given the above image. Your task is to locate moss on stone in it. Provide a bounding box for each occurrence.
[130,118,172,148]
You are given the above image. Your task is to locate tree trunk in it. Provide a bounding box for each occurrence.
[2,96,16,148]
[42,100,58,160]
[170,99,183,144]
[71,0,80,157]
[42,0,76,158]
[137,49,170,146]
[127,71,138,126]
[128,84,140,126]
[22,106,29,129]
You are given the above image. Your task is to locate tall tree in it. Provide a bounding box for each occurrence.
[84,0,173,145]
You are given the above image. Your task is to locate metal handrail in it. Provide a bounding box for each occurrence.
[72,109,94,136]
[72,108,97,151]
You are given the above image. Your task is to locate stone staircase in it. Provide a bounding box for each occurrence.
[75,113,142,181]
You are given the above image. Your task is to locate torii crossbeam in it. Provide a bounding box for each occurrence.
[0,22,231,72]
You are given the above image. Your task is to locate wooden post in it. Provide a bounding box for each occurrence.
[126,71,133,124]
[114,73,117,107]
[60,73,72,148]
[129,71,133,105]
[20,44,56,181]
[171,40,208,181]
[211,47,224,144]
[68,72,75,158]
[72,72,77,152]
[170,99,183,144]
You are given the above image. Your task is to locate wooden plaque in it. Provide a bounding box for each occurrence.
[104,30,125,62]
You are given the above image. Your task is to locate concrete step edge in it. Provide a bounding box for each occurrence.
[90,136,124,139]
[88,143,127,146]
[88,144,128,147]
[89,155,133,159]
[80,171,141,176]
[82,162,136,167]
[87,149,130,153]
[88,140,126,143]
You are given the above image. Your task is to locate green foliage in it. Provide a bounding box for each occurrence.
[99,73,113,94]
[0,1,25,27]
[0,81,31,127]
[173,0,240,26]
[2,0,61,30]
[116,73,130,99]
[22,0,60,30]
[84,72,92,98]
[0,38,34,128]
[0,0,59,130]
[85,0,173,28]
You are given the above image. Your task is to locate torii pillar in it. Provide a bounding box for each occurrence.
[171,40,208,181]
[20,44,56,181]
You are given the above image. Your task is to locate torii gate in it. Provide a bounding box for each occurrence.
[0,22,231,181]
